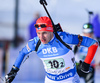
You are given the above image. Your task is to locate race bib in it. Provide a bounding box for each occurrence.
[44,58,65,69]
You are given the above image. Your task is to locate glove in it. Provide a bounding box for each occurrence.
[78,60,92,73]
[5,65,19,83]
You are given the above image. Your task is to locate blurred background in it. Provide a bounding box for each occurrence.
[0,0,100,83]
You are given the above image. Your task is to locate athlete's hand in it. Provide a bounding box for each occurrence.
[5,66,19,83]
[78,60,92,73]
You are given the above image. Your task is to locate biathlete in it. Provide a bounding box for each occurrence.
[5,16,98,83]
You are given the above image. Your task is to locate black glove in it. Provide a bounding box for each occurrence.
[5,65,19,83]
[78,60,92,73]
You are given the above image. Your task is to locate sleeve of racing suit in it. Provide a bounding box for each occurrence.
[84,42,98,64]
[13,39,37,68]
[62,32,99,64]
[71,34,98,64]
[78,36,98,64]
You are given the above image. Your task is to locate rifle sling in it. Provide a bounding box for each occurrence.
[35,32,72,51]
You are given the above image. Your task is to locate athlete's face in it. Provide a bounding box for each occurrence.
[37,31,54,44]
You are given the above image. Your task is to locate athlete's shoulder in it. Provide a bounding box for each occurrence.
[28,36,39,43]
[58,31,75,37]
[57,31,79,44]
[58,31,77,40]
[27,36,40,50]
[57,31,69,35]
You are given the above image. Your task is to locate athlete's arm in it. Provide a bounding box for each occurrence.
[13,38,38,68]
[70,34,98,64]
[60,32,98,72]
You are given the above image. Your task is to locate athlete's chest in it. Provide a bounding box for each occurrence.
[37,39,70,58]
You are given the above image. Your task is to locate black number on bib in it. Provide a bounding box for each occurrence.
[60,62,64,67]
[48,60,59,68]
[44,58,65,69]
[48,61,53,68]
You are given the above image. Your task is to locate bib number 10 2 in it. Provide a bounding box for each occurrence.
[44,58,65,69]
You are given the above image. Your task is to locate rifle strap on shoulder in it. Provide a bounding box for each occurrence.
[35,39,41,51]
[55,32,72,50]
[35,32,72,52]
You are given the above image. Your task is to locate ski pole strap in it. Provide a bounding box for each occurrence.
[77,35,83,47]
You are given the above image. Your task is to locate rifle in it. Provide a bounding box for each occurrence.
[35,0,72,51]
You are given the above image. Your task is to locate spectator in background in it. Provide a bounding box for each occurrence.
[92,14,100,67]
[28,12,40,40]
[74,23,96,83]
[92,14,100,46]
